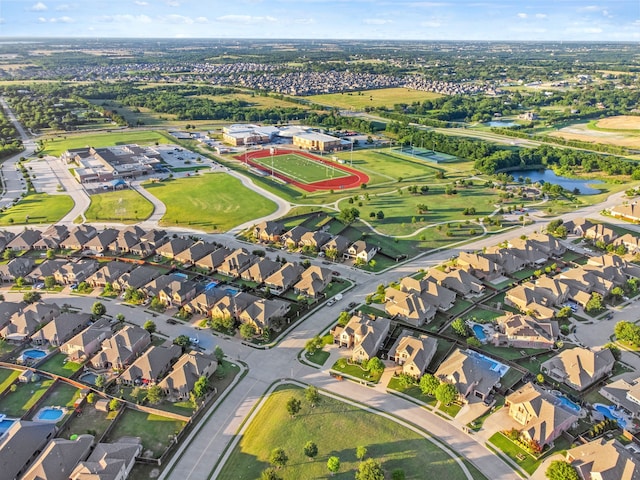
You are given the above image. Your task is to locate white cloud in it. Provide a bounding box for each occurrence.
[134,1,149,5]
[166,0,180,6]
[420,20,441,27]
[535,13,547,19]
[37,16,47,22]
[98,14,151,23]
[566,26,602,34]
[0,18,5,24]
[55,4,72,11]
[294,18,315,24]
[163,14,195,24]
[49,16,74,23]
[216,14,278,24]
[195,16,209,23]
[363,18,393,25]
[517,13,527,18]
[29,2,48,11]
[580,5,600,12]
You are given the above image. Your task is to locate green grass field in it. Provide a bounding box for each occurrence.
[218,384,478,480]
[39,353,83,377]
[84,189,154,223]
[334,149,442,182]
[250,153,349,183]
[41,130,173,157]
[144,173,276,231]
[307,87,443,110]
[0,368,20,395]
[0,378,55,417]
[0,193,74,226]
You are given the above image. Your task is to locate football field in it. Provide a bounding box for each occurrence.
[248,153,350,183]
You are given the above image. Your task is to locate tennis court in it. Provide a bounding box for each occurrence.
[394,146,460,163]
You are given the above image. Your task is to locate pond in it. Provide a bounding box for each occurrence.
[509,169,604,195]
[485,120,518,128]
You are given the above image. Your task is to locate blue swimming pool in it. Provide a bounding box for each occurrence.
[222,286,238,296]
[594,404,627,429]
[557,395,581,413]
[34,407,65,422]
[173,272,188,279]
[0,418,16,435]
[22,349,47,359]
[79,372,97,385]
[204,281,219,291]
[466,349,509,377]
[472,324,487,342]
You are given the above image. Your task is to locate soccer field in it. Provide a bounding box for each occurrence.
[248,153,350,183]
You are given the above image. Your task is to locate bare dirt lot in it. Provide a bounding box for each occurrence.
[596,115,640,130]
[549,120,640,148]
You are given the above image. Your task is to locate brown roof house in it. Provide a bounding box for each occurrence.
[399,277,457,312]
[210,292,259,321]
[53,259,99,285]
[156,237,194,260]
[388,330,438,377]
[238,298,290,334]
[435,348,502,403]
[25,259,67,284]
[60,317,113,361]
[86,261,133,288]
[0,420,57,480]
[343,240,379,263]
[610,202,640,223]
[0,257,35,283]
[157,277,198,307]
[90,325,151,371]
[0,302,61,342]
[565,438,640,480]
[427,268,485,298]
[332,313,391,363]
[240,258,281,283]
[600,376,640,420]
[84,228,119,253]
[158,350,218,401]
[505,283,557,320]
[299,230,332,251]
[253,220,284,244]
[384,287,435,327]
[217,248,256,278]
[264,262,304,294]
[484,246,530,274]
[114,265,162,291]
[183,289,227,316]
[59,225,97,250]
[282,225,310,250]
[21,434,94,480]
[493,313,558,349]
[584,224,618,244]
[293,265,333,298]
[321,235,351,256]
[505,382,579,448]
[6,229,42,252]
[564,218,593,237]
[457,251,502,280]
[0,301,25,329]
[111,225,146,254]
[32,224,68,251]
[540,347,615,391]
[69,440,142,480]
[30,312,92,347]
[195,247,232,272]
[118,344,182,386]
[174,241,217,265]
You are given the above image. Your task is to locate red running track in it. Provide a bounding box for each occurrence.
[234,148,369,192]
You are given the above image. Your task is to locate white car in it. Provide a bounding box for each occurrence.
[326,299,336,307]
[190,337,200,344]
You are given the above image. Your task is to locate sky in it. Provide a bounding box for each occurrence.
[0,0,638,41]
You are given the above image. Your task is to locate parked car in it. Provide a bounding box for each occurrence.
[326,299,336,307]
[166,319,178,325]
[347,302,357,310]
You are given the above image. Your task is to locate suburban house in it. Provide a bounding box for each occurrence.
[86,261,133,288]
[384,287,435,327]
[32,224,68,251]
[293,266,333,298]
[240,258,281,284]
[457,251,502,280]
[174,241,217,265]
[90,325,151,371]
[565,438,640,480]
[0,420,57,480]
[210,292,259,320]
[0,230,15,251]
[25,259,68,284]
[615,233,640,254]
[130,229,169,257]
[600,376,640,420]
[84,228,119,253]
[0,257,35,283]
[30,312,92,347]
[528,232,566,257]
[238,298,290,333]
[183,289,226,316]
[282,226,310,250]
[564,218,593,237]
[156,237,194,260]
[505,283,557,320]
[263,262,305,294]
[400,277,457,312]
[217,248,256,278]
[158,350,218,401]
[435,349,502,404]
[321,235,351,256]
[0,302,61,342]
[111,225,146,254]
[0,301,25,329]
[195,247,233,272]
[114,265,163,291]
[6,229,42,252]
[60,225,98,250]
[157,278,198,307]
[60,317,113,361]
[584,223,618,244]
[299,230,332,251]
[427,268,485,298]
[21,434,94,480]
[540,347,615,391]
[118,344,182,386]
[53,259,99,285]
[502,239,548,266]
[484,246,530,274]
[332,313,391,362]
[343,240,379,263]
[388,330,438,377]
[610,202,640,223]
[69,440,142,480]
[253,220,284,243]
[493,313,558,349]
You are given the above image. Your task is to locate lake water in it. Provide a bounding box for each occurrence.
[486,121,517,128]
[509,169,604,195]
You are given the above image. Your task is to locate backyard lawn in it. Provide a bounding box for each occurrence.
[84,189,154,223]
[61,403,116,439]
[41,130,173,157]
[144,173,276,232]
[0,193,74,226]
[39,353,83,377]
[331,360,383,383]
[0,368,21,395]
[217,384,482,480]
[488,432,541,475]
[104,408,185,458]
[0,377,55,417]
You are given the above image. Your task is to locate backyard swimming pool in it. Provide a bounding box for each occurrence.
[556,395,581,413]
[594,403,627,429]
[34,406,66,422]
[79,372,97,385]
[0,417,16,435]
[466,349,509,377]
[472,324,487,342]
[22,349,47,359]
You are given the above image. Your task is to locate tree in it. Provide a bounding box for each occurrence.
[44,276,56,289]
[419,373,440,396]
[269,448,288,469]
[392,469,406,480]
[356,445,367,461]
[146,384,164,404]
[130,386,143,404]
[15,276,25,288]
[546,460,579,480]
[338,207,360,224]
[615,321,640,345]
[536,373,545,384]
[355,458,385,480]
[23,291,41,304]
[376,210,384,220]
[214,345,224,362]
[327,456,340,476]
[193,375,209,399]
[304,440,318,460]
[610,286,625,301]
[556,306,572,320]
[451,318,470,337]
[143,320,157,334]
[585,292,604,313]
[240,323,256,340]
[86,392,96,404]
[115,312,125,324]
[261,468,282,480]
[435,383,458,405]
[305,385,320,407]
[108,398,121,411]
[46,249,55,260]
[173,335,192,350]
[604,342,622,361]
[91,301,106,318]
[305,336,323,354]
[286,397,301,417]
[95,374,106,390]
[367,357,385,375]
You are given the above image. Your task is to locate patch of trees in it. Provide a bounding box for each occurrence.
[0,106,22,160]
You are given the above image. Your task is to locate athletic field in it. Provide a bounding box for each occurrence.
[235,148,369,192]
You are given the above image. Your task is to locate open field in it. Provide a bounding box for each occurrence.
[41,130,173,157]
[197,92,311,110]
[218,384,481,480]
[84,189,154,223]
[307,88,443,110]
[334,149,446,181]
[0,193,74,226]
[595,115,640,131]
[144,173,276,231]
[548,121,640,148]
[249,152,350,184]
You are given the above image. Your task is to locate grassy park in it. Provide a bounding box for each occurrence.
[0,193,74,226]
[307,87,443,110]
[217,384,482,480]
[250,153,350,183]
[144,173,276,231]
[41,130,173,157]
[84,189,154,223]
